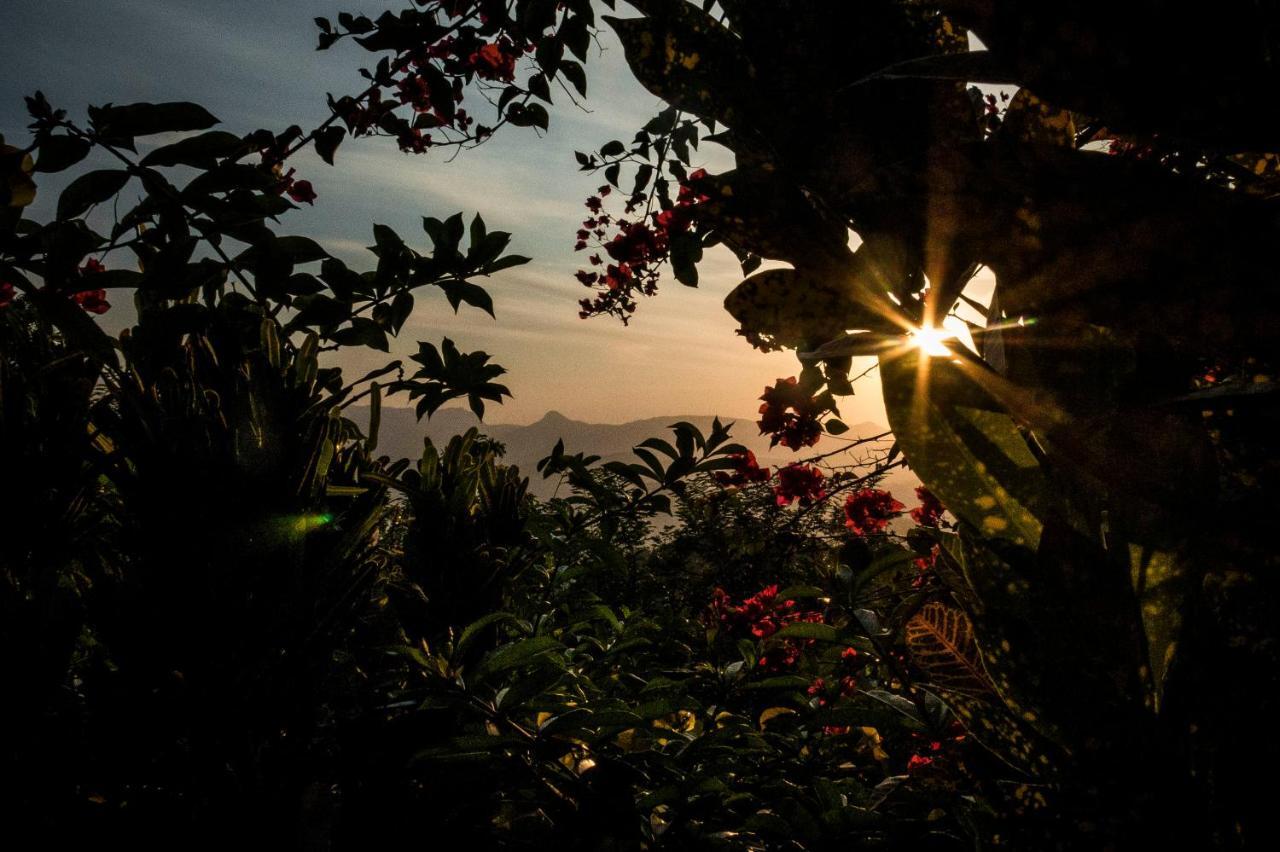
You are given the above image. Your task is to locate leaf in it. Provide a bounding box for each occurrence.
[879,349,1046,548]
[57,169,130,220]
[439,279,495,317]
[414,734,525,762]
[366,381,381,453]
[605,3,752,127]
[772,622,839,642]
[328,317,389,351]
[140,130,243,168]
[724,264,888,348]
[868,50,1021,85]
[473,636,563,683]
[90,101,220,140]
[905,601,994,697]
[999,88,1076,149]
[34,135,91,173]
[274,236,330,263]
[758,706,798,728]
[1128,545,1190,710]
[315,126,346,165]
[560,59,588,96]
[454,612,520,662]
[742,675,811,691]
[776,585,826,599]
[934,690,1057,778]
[669,229,702,286]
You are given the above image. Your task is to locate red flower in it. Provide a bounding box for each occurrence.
[773,463,825,507]
[907,755,935,774]
[714,450,771,487]
[842,489,904,536]
[71,289,110,314]
[469,40,518,82]
[757,377,823,450]
[758,644,801,671]
[287,180,317,205]
[911,545,940,588]
[909,485,946,527]
[574,167,711,324]
[0,281,15,309]
[68,259,111,314]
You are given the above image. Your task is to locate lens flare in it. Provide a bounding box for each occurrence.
[908,326,955,357]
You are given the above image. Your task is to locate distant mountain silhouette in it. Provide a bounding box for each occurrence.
[349,406,921,502]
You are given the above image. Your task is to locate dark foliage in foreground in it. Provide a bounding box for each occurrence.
[4,2,1280,848]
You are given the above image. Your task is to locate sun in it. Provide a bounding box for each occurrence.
[908,325,956,357]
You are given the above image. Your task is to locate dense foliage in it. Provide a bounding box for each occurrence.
[3,1,1278,849]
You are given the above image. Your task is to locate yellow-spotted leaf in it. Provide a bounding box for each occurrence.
[605,1,751,127]
[1129,545,1190,710]
[879,349,1046,549]
[999,88,1077,149]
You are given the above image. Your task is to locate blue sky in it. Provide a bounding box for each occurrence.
[2,0,896,426]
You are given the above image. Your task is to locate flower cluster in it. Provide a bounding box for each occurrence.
[810,647,864,733]
[707,585,827,673]
[757,377,824,450]
[713,450,771,488]
[327,25,535,154]
[842,488,904,536]
[71,258,110,314]
[708,585,822,643]
[575,169,710,323]
[773,463,825,507]
[910,485,946,527]
[911,545,940,589]
[807,671,859,709]
[0,262,108,314]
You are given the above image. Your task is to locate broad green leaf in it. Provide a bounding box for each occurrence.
[772,622,838,642]
[34,134,91,173]
[474,636,563,682]
[57,169,130,220]
[90,101,220,140]
[140,130,242,168]
[455,611,520,661]
[879,349,1045,548]
[605,3,751,127]
[1129,545,1190,710]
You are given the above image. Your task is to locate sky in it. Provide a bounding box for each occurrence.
[0,0,905,426]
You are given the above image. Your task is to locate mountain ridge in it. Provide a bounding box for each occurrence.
[350,406,919,501]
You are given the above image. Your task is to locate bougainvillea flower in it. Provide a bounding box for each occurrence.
[773,463,825,507]
[757,377,824,450]
[714,450,771,487]
[910,485,946,527]
[71,288,110,314]
[907,754,935,774]
[575,168,711,323]
[843,488,904,535]
[287,180,317,205]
